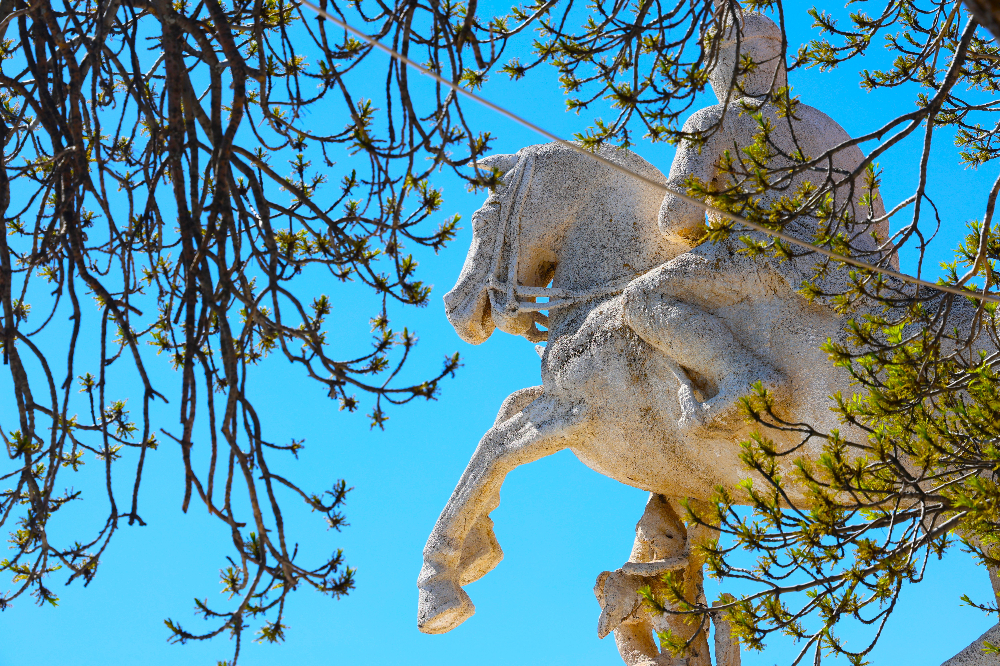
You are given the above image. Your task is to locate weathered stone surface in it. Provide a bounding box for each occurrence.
[942,625,1000,666]
[594,495,713,666]
[418,9,998,666]
[712,594,741,666]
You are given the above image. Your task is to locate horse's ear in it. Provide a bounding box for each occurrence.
[477,153,518,176]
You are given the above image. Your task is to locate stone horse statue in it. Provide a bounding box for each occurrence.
[417,141,879,664]
[419,7,1000,663]
[416,141,1000,665]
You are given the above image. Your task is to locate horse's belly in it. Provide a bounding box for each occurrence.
[568,420,749,499]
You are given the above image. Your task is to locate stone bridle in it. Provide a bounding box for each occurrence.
[481,149,638,331]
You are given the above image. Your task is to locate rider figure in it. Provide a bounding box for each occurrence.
[623,10,891,431]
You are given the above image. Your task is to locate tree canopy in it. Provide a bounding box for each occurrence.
[0,0,463,658]
[3,0,1000,664]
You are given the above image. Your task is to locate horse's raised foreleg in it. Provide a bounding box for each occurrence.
[418,387,586,634]
[456,386,545,586]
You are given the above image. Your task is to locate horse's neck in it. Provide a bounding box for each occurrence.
[552,254,630,292]
[546,295,613,342]
[517,161,685,338]
[548,208,676,292]
[541,208,681,341]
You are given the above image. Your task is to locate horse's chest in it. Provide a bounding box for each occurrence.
[542,298,642,390]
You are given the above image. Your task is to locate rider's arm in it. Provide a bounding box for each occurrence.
[658,105,727,243]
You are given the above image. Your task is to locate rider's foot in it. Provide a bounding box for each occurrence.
[417,571,475,634]
[677,367,787,434]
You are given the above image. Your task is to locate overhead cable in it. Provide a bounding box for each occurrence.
[297,0,1000,305]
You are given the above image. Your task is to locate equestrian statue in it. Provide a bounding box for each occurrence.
[416,10,1000,666]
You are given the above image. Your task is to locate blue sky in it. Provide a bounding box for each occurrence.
[1,2,998,665]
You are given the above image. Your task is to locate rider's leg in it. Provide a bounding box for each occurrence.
[418,390,586,634]
[622,250,786,429]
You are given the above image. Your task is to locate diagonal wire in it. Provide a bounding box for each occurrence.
[298,0,1000,304]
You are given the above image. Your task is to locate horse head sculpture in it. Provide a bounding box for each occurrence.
[421,140,997,665]
[443,143,687,346]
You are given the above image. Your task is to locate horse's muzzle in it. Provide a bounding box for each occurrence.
[443,284,496,345]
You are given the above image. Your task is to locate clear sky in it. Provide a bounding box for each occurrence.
[2,2,997,665]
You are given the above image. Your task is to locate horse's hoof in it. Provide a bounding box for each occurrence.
[594,569,645,639]
[458,515,504,586]
[417,576,475,634]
